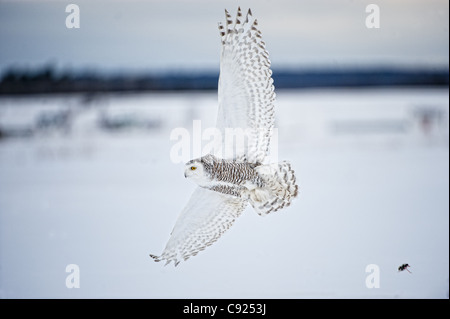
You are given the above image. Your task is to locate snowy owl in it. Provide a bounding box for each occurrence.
[150,8,298,266]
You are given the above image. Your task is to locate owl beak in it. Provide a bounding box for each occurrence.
[184,172,187,178]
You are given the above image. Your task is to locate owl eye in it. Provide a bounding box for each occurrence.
[190,166,197,171]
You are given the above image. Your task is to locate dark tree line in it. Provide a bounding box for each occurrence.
[1,65,448,95]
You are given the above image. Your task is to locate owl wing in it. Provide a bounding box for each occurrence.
[216,8,276,163]
[150,187,247,266]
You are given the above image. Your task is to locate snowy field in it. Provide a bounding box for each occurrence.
[0,87,448,298]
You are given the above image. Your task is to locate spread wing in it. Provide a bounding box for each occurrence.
[216,8,276,163]
[150,187,247,266]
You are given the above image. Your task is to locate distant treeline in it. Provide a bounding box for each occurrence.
[0,66,448,95]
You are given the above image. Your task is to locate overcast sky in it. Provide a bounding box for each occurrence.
[0,0,448,74]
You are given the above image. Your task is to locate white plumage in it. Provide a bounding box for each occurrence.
[217,8,275,162]
[150,187,247,266]
[150,8,298,266]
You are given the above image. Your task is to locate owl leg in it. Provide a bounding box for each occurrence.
[247,162,299,216]
[243,181,270,203]
[251,188,271,202]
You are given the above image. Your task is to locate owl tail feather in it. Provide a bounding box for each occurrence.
[249,161,299,216]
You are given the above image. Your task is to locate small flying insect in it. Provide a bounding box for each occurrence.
[398,263,411,273]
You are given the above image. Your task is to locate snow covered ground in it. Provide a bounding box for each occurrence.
[0,88,448,298]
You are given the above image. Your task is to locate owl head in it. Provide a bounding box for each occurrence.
[184,154,216,187]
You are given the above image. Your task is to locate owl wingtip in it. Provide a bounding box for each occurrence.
[149,254,161,262]
[150,254,182,267]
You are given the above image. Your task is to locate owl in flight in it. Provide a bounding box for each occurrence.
[150,8,298,266]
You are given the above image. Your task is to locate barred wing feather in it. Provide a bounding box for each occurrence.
[216,8,276,163]
[150,187,247,266]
